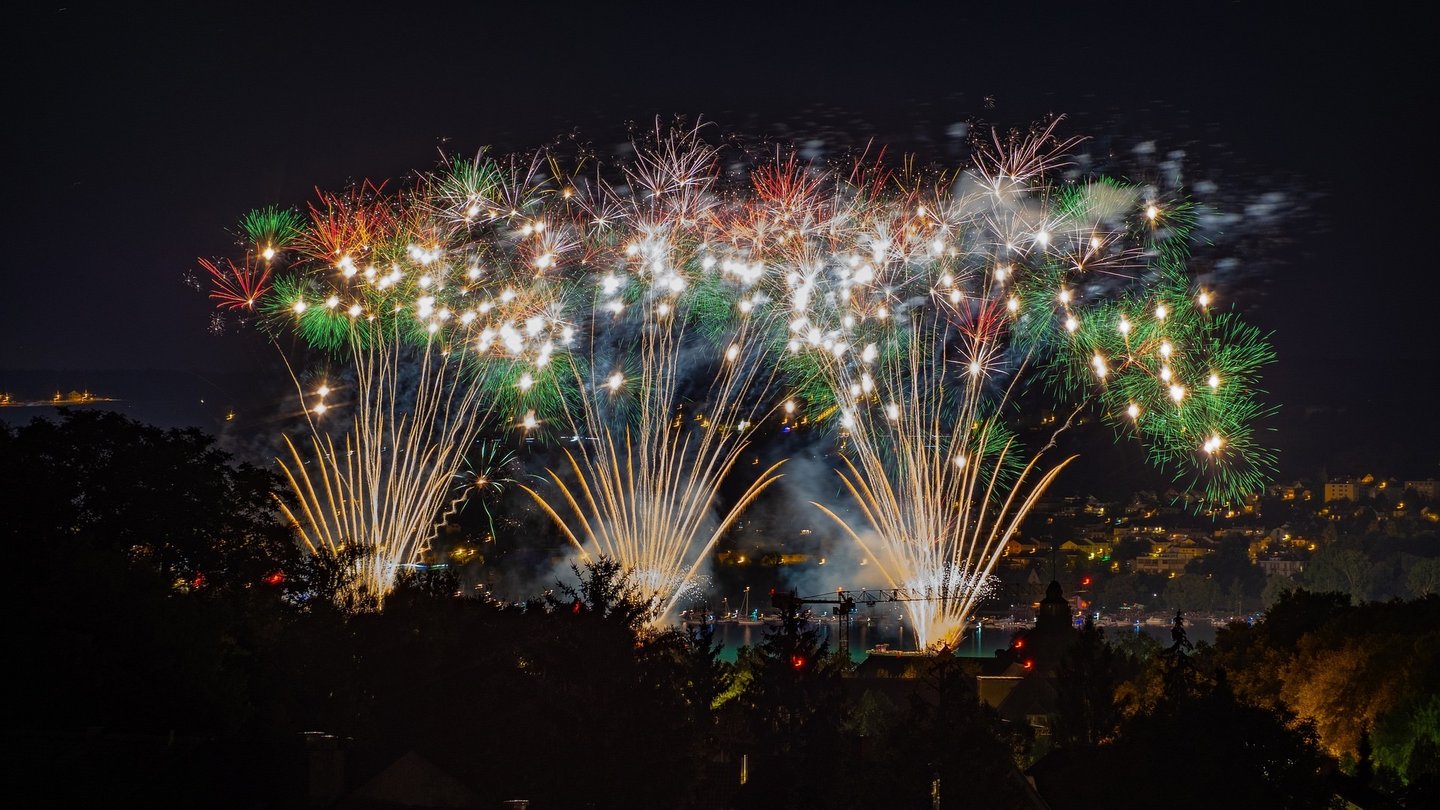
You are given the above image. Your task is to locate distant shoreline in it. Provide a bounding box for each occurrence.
[0,394,119,407]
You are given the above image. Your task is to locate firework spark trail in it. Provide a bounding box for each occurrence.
[756,122,1272,647]
[214,155,578,605]
[205,117,1275,621]
[273,310,527,599]
[810,315,1076,647]
[522,126,789,625]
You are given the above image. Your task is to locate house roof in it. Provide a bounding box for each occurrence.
[996,674,1058,722]
[344,751,483,809]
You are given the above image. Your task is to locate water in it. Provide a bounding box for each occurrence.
[708,613,1221,663]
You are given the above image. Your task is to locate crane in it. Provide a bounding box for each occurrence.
[769,587,960,657]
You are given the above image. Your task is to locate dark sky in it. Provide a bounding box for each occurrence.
[3,1,1434,475]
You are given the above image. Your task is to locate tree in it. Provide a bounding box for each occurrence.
[1,411,304,737]
[1356,723,1374,785]
[340,556,705,809]
[1406,557,1440,598]
[1262,573,1297,608]
[1099,573,1143,609]
[1116,670,1336,809]
[1160,609,1198,703]
[1164,573,1220,612]
[731,598,848,806]
[1056,618,1124,747]
[1302,547,1375,603]
[862,655,1034,808]
[1372,694,1440,794]
[1190,536,1266,611]
[0,409,301,592]
[1038,662,1337,808]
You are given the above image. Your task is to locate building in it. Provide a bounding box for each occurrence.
[1267,481,1310,501]
[978,580,1078,741]
[1324,479,1358,503]
[1258,558,1305,577]
[1133,550,1192,575]
[1404,480,1439,501]
[1059,539,1110,561]
[1113,525,1167,542]
[1131,538,1212,575]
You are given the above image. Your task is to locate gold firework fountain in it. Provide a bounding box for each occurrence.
[523,128,787,625]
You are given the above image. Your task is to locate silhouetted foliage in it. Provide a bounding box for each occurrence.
[1,410,300,591]
[729,600,848,807]
[1055,618,1126,746]
[858,655,1034,808]
[1212,589,1440,797]
[1036,653,1339,809]
[8,413,1434,807]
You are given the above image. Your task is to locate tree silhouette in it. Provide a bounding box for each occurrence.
[1161,609,1197,702]
[731,596,847,807]
[1056,617,1124,746]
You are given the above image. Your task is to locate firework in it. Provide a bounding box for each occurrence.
[755,121,1273,647]
[201,256,271,311]
[801,312,1074,648]
[521,126,787,625]
[204,117,1275,627]
[212,154,577,603]
[274,328,497,599]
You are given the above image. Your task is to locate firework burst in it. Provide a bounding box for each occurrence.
[521,126,788,626]
[204,117,1275,625]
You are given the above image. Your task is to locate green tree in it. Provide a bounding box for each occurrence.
[1372,693,1440,791]
[1056,618,1124,746]
[731,599,848,806]
[1190,536,1266,610]
[1165,573,1221,612]
[0,409,301,592]
[1302,547,1375,603]
[1406,557,1440,598]
[1099,573,1143,608]
[1262,573,1297,607]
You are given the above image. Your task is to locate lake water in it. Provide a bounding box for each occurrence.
[709,612,1221,663]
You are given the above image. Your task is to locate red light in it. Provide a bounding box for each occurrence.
[263,571,285,586]
[790,655,806,670]
[571,600,582,615]
[1014,638,1025,649]
[1081,576,1092,587]
[1023,659,1034,670]
[192,573,206,589]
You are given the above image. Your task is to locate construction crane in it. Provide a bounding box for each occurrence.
[770,587,958,658]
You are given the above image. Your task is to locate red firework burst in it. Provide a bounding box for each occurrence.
[200,256,272,310]
[302,180,395,262]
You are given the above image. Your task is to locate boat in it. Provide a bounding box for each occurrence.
[867,643,929,657]
[679,610,715,627]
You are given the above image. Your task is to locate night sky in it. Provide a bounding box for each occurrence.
[3,2,1433,476]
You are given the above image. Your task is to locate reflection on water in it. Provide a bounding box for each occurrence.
[709,615,1221,663]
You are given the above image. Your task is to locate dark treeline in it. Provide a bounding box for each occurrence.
[1034,598,1438,808]
[0,411,1028,808]
[4,411,1435,808]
